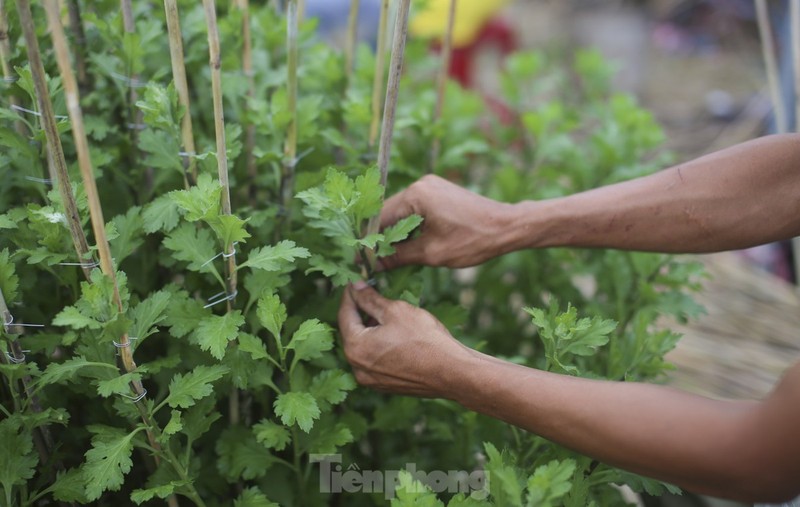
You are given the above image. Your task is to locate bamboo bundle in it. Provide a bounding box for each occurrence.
[664,253,800,400]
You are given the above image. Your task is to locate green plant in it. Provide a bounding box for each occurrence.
[0,1,703,506]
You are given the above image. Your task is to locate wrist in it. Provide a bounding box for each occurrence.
[504,198,569,252]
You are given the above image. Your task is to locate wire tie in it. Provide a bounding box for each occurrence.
[11,104,68,120]
[126,123,147,130]
[58,260,100,268]
[24,176,53,184]
[109,71,148,89]
[1,75,19,83]
[204,289,238,309]
[5,350,30,364]
[119,388,147,403]
[3,314,45,330]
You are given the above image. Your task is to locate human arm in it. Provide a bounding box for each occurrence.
[338,283,800,502]
[380,134,800,269]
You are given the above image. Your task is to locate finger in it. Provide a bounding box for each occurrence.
[348,282,392,324]
[380,191,415,230]
[337,286,365,343]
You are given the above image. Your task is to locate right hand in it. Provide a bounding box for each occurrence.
[379,175,516,270]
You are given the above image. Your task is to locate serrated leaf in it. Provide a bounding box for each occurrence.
[164,294,208,338]
[82,428,138,500]
[288,319,333,363]
[216,427,275,481]
[142,194,180,233]
[378,214,423,257]
[0,418,37,496]
[37,357,116,387]
[170,173,222,222]
[193,311,244,360]
[308,421,353,454]
[131,482,183,504]
[52,305,103,330]
[239,240,310,272]
[0,214,17,229]
[253,419,291,451]
[129,290,171,344]
[234,487,279,507]
[96,371,143,398]
[256,292,286,341]
[273,392,320,432]
[163,223,219,273]
[51,468,88,503]
[109,206,144,263]
[305,255,361,287]
[238,333,269,360]
[165,365,229,409]
[526,459,575,507]
[163,410,183,436]
[310,369,356,409]
[181,396,222,442]
[0,249,19,304]
[209,214,251,246]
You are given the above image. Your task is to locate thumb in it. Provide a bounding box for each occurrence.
[348,282,392,324]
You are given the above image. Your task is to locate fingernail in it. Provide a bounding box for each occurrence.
[353,280,369,291]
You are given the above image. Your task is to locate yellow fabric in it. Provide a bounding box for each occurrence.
[410,0,511,49]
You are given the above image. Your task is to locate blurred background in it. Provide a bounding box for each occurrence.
[305,1,800,506]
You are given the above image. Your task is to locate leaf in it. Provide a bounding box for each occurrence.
[288,319,334,363]
[256,292,286,341]
[142,194,181,233]
[52,305,103,330]
[109,206,144,263]
[82,428,138,500]
[51,468,88,503]
[253,419,291,451]
[238,333,269,360]
[165,365,230,409]
[162,410,183,436]
[377,214,424,257]
[273,392,321,432]
[526,459,576,507]
[234,487,279,507]
[0,249,19,304]
[169,173,222,222]
[305,255,361,287]
[181,396,222,442]
[307,421,353,454]
[216,427,275,481]
[131,482,183,504]
[96,371,143,398]
[164,294,209,338]
[0,214,17,229]
[310,369,356,409]
[208,214,251,246]
[138,128,182,173]
[239,240,310,272]
[0,418,37,497]
[129,290,172,343]
[37,357,115,387]
[162,223,219,273]
[391,470,445,507]
[193,311,244,360]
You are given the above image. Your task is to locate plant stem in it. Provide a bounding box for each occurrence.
[278,0,299,233]
[236,0,258,204]
[429,0,457,173]
[0,0,25,136]
[755,0,786,134]
[344,0,360,82]
[16,0,92,282]
[66,0,87,90]
[368,0,389,148]
[364,0,411,271]
[163,0,197,188]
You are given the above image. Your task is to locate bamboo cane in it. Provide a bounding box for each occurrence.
[344,0,360,82]
[66,0,87,89]
[368,0,390,148]
[120,0,139,117]
[364,0,411,272]
[235,0,257,203]
[429,0,456,173]
[16,0,92,281]
[163,0,197,187]
[278,0,299,230]
[756,0,787,134]
[790,0,800,282]
[202,0,238,302]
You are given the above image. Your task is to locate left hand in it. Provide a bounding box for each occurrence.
[337,281,474,399]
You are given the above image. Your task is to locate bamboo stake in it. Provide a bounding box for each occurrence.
[236,0,257,203]
[163,0,197,187]
[16,0,92,281]
[0,0,25,136]
[120,0,139,116]
[278,0,299,230]
[429,0,456,173]
[364,0,411,272]
[66,0,87,89]
[297,0,305,21]
[368,0,389,148]
[756,0,787,134]
[344,0,360,82]
[202,0,238,301]
[791,0,800,283]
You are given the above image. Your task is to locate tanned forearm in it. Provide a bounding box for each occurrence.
[450,352,800,502]
[507,134,800,254]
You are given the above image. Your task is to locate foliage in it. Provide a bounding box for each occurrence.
[0,1,703,505]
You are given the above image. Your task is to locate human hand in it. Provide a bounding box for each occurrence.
[379,175,517,269]
[337,281,475,399]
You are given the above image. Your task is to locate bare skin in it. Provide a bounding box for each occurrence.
[338,134,800,502]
